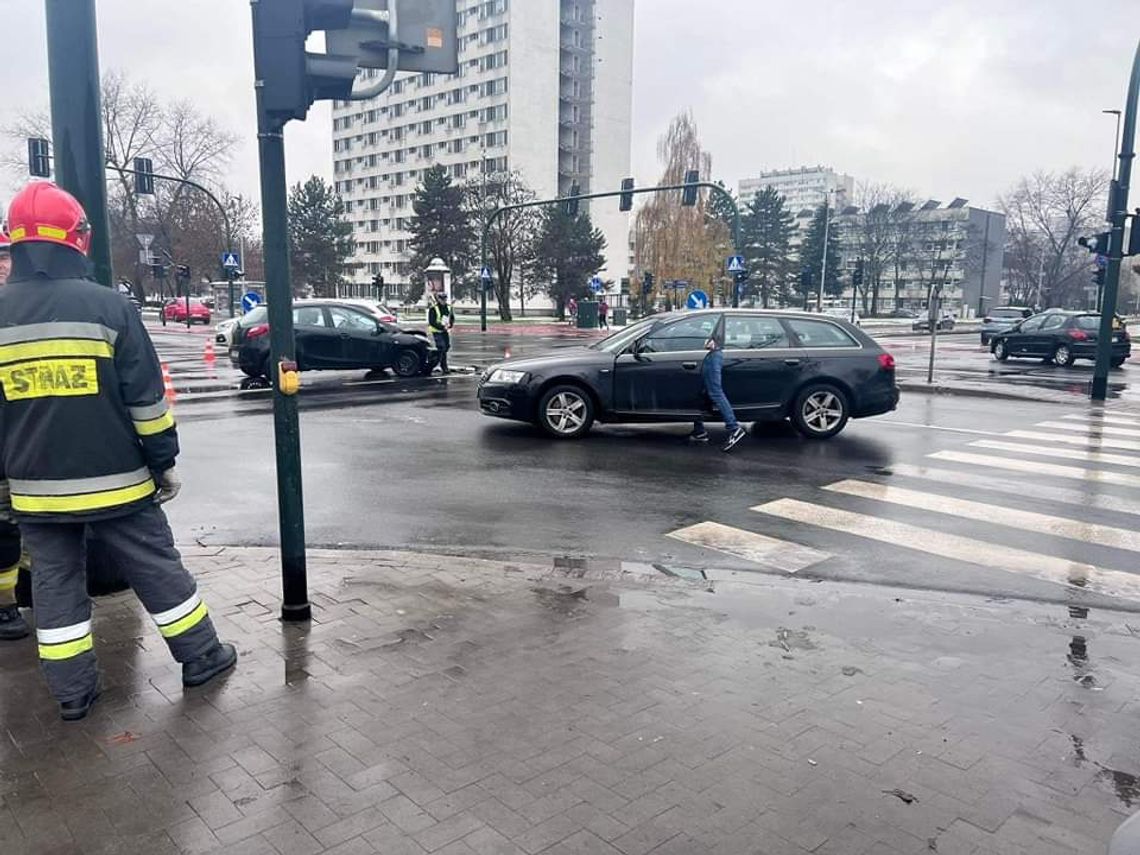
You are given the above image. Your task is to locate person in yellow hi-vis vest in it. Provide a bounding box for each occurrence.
[0,183,236,720]
[427,291,455,374]
[0,228,28,641]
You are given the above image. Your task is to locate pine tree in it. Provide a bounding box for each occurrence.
[530,208,607,318]
[742,187,795,308]
[407,164,475,303]
[287,176,354,298]
[799,203,842,302]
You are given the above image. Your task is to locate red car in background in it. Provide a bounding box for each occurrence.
[163,298,212,325]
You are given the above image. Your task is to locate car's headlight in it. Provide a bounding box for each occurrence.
[489,369,527,385]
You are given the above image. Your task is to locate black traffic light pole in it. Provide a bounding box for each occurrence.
[1092,38,1140,402]
[478,181,743,331]
[44,0,113,288]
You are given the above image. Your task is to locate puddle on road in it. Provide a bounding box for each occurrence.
[1069,734,1140,807]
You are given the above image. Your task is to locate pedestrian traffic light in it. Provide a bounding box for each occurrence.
[643,271,654,292]
[372,272,385,288]
[1078,232,1111,254]
[563,182,580,217]
[1128,210,1140,257]
[800,267,813,289]
[176,265,191,281]
[681,169,700,207]
[27,137,51,178]
[619,177,634,212]
[852,259,864,288]
[134,157,155,196]
[1093,265,1106,287]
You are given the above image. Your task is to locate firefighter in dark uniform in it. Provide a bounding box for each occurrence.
[428,291,455,374]
[0,182,236,720]
[0,228,28,641]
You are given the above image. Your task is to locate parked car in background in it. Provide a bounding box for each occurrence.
[889,309,918,319]
[912,312,955,333]
[163,298,212,325]
[230,299,437,379]
[478,309,899,441]
[990,311,1131,367]
[215,316,241,349]
[979,306,1032,345]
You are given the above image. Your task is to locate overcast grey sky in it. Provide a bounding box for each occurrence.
[0,0,1135,209]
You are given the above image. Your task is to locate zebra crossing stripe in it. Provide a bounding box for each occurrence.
[1035,420,1140,438]
[823,479,1140,556]
[1004,430,1140,452]
[1081,412,1140,426]
[970,440,1140,469]
[928,450,1140,488]
[752,498,1140,602]
[666,521,830,573]
[886,462,1140,518]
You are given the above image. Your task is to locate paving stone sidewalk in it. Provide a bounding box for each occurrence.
[2,547,1138,855]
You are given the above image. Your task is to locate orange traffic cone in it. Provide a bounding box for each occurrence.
[204,341,216,364]
[162,363,176,404]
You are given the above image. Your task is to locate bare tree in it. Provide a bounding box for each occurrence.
[464,169,539,322]
[850,183,917,314]
[634,112,728,307]
[998,168,1109,308]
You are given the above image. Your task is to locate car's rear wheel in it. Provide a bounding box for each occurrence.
[790,384,849,440]
[536,385,594,439]
[1052,344,1075,367]
[393,348,422,378]
[993,340,1010,361]
[1112,356,1127,368]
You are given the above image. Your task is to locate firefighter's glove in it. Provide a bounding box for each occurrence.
[155,468,182,504]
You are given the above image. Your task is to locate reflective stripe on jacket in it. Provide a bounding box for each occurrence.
[0,272,178,522]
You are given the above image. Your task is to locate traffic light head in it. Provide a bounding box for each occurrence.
[1077,232,1110,254]
[619,178,634,213]
[1093,265,1106,286]
[681,170,699,207]
[563,182,580,218]
[852,259,864,288]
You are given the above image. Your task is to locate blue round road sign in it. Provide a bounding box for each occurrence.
[241,292,262,313]
[686,290,709,310]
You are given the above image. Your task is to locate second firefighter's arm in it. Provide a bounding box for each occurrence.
[114,304,180,474]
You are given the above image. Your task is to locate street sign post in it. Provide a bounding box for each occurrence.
[686,289,709,310]
[241,292,262,314]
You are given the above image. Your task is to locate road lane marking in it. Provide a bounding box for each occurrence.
[1003,430,1140,452]
[970,440,1140,468]
[885,462,1140,518]
[928,450,1140,488]
[1036,420,1140,438]
[1061,413,1139,429]
[823,479,1140,555]
[751,498,1140,602]
[1082,412,1140,426]
[876,420,1006,437]
[666,521,830,573]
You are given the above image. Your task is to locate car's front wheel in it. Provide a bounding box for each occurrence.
[790,384,849,440]
[393,348,422,378]
[1052,344,1076,367]
[993,340,1010,361]
[536,384,594,439]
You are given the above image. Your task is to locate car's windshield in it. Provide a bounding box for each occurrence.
[589,317,659,353]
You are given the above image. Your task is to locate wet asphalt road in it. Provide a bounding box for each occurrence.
[162,348,1140,613]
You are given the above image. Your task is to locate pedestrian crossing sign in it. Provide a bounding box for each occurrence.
[726,255,745,274]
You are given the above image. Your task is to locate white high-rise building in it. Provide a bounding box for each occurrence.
[738,166,855,217]
[331,0,635,301]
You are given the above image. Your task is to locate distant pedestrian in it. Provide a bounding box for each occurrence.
[428,292,455,373]
[598,298,609,330]
[688,316,747,452]
[567,296,577,326]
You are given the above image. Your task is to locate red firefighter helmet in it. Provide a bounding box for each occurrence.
[6,181,92,256]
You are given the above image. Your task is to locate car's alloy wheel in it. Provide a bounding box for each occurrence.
[791,384,849,440]
[994,341,1009,361]
[393,349,421,377]
[537,385,594,439]
[1053,344,1075,367]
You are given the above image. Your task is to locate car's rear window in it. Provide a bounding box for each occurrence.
[1075,315,1102,331]
[239,306,268,327]
[786,318,859,348]
[991,308,1026,319]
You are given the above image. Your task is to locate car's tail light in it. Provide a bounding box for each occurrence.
[877,353,896,371]
[246,324,270,340]
[1068,329,1089,341]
